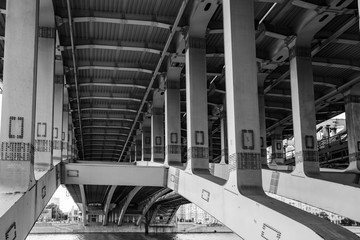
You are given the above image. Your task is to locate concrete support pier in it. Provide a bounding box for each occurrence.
[0,0,39,192]
[345,83,360,172]
[289,45,319,176]
[164,60,182,166]
[151,85,165,163]
[141,118,151,161]
[185,36,209,172]
[34,2,55,175]
[271,127,285,165]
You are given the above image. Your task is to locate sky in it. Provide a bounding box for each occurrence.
[51,185,78,212]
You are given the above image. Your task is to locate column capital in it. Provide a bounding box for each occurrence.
[185,36,206,50]
[165,80,180,90]
[289,46,311,60]
[344,95,360,104]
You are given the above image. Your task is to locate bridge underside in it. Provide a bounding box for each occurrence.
[0,0,360,240]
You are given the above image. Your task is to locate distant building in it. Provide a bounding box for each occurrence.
[177,203,221,225]
[68,206,80,222]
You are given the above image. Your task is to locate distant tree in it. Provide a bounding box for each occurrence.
[319,212,330,221]
[46,203,64,220]
[341,218,356,226]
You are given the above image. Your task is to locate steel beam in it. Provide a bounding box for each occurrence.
[136,188,171,226]
[68,82,147,90]
[62,17,181,31]
[77,65,154,75]
[102,185,117,226]
[78,117,134,122]
[73,96,142,103]
[117,186,142,225]
[76,125,131,130]
[66,0,85,159]
[63,44,164,56]
[81,107,137,113]
[118,0,189,161]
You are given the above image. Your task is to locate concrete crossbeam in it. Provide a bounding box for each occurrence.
[262,169,360,223]
[167,166,358,240]
[62,163,168,187]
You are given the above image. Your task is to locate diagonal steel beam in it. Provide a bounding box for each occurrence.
[66,0,85,158]
[103,185,117,226]
[62,17,182,31]
[118,0,189,161]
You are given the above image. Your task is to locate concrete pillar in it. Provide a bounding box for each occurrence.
[68,114,73,162]
[220,110,228,164]
[344,83,360,172]
[209,120,215,174]
[141,118,151,161]
[223,0,262,190]
[71,128,76,160]
[53,75,64,164]
[130,144,135,162]
[208,120,214,163]
[62,88,69,162]
[271,127,285,164]
[0,0,39,192]
[257,73,268,166]
[135,130,142,161]
[34,10,56,174]
[151,88,165,163]
[289,45,319,176]
[185,37,209,172]
[164,59,182,166]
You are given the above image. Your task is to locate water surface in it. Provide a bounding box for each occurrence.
[26,233,242,240]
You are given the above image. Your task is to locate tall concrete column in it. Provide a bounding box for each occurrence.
[71,127,76,160]
[208,120,215,174]
[151,88,165,163]
[34,10,56,174]
[185,37,209,172]
[68,114,73,162]
[271,127,285,164]
[0,0,39,192]
[164,59,182,166]
[289,46,319,176]
[257,73,267,166]
[141,117,151,161]
[344,83,360,172]
[220,109,228,164]
[130,144,135,162]
[223,0,262,190]
[53,75,64,164]
[62,88,69,162]
[135,130,142,161]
